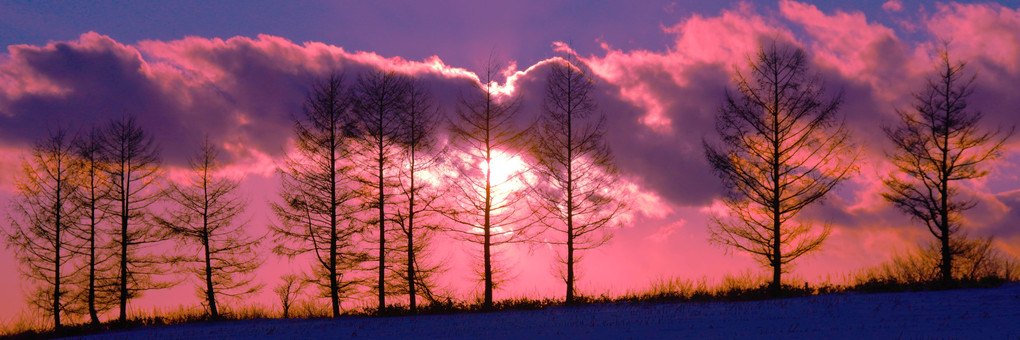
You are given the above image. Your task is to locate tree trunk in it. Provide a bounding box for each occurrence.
[119,161,129,322]
[89,214,98,324]
[203,171,218,319]
[771,248,781,294]
[53,177,62,330]
[940,172,952,285]
[88,169,99,324]
[565,97,575,304]
[204,233,217,318]
[940,231,952,285]
[378,141,386,311]
[407,156,417,313]
[770,67,783,297]
[407,225,416,313]
[939,74,954,287]
[566,230,574,303]
[483,145,493,309]
[329,127,340,318]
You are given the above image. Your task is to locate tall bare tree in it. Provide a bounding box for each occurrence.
[447,58,535,309]
[882,49,1013,285]
[704,41,859,295]
[158,139,262,318]
[350,70,408,310]
[70,126,115,324]
[4,129,82,330]
[271,74,366,317]
[533,56,624,304]
[99,116,171,322]
[391,76,446,312]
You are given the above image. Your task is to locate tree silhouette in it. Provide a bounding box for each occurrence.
[99,116,171,322]
[532,56,624,304]
[158,139,263,318]
[446,58,535,309]
[350,70,409,310]
[70,126,115,325]
[4,129,82,330]
[390,76,446,312]
[704,41,859,295]
[271,74,367,317]
[882,49,1013,286]
[274,274,306,318]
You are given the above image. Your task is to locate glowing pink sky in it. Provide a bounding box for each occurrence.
[2,0,1020,322]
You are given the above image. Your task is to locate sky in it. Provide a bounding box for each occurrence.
[2,0,1020,323]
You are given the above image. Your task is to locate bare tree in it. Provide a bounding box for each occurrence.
[274,274,306,318]
[704,41,859,295]
[99,116,171,322]
[446,58,535,309]
[70,127,115,324]
[271,74,367,317]
[350,70,409,310]
[390,76,447,312]
[882,49,1013,285]
[532,56,624,304]
[158,139,263,318]
[4,129,82,330]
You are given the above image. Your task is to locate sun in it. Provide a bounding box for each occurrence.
[481,149,526,185]
[463,149,529,237]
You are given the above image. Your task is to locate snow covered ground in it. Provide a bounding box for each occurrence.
[77,283,1020,339]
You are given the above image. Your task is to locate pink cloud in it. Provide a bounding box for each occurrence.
[779,0,915,95]
[921,3,1020,141]
[141,35,483,85]
[883,0,903,13]
[586,4,789,132]
[927,3,1020,73]
[662,3,788,70]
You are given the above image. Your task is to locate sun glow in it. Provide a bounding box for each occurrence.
[464,149,529,238]
[481,149,526,185]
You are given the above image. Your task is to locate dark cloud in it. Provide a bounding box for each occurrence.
[0,33,484,168]
[606,63,728,207]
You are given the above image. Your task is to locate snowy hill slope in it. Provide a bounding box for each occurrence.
[79,284,1020,339]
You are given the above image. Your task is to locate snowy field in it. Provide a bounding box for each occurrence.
[77,284,1020,339]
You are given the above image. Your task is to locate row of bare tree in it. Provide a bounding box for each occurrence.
[704,41,1013,295]
[4,116,263,329]
[5,39,1014,330]
[270,56,624,316]
[4,55,625,329]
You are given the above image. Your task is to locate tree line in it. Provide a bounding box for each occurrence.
[4,40,1014,331]
[4,55,622,329]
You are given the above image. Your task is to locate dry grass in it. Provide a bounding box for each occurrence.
[591,270,813,304]
[850,237,1020,292]
[0,302,278,339]
[0,312,46,338]
[4,250,1018,339]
